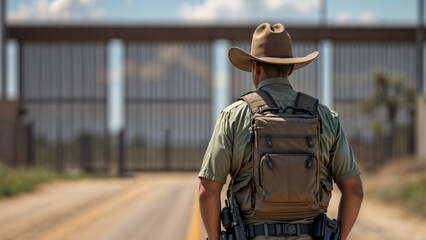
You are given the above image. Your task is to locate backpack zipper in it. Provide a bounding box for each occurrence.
[258,153,271,187]
[306,155,313,168]
[307,135,313,147]
[259,134,317,147]
[267,154,273,168]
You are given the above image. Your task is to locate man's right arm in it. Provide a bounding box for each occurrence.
[199,177,224,240]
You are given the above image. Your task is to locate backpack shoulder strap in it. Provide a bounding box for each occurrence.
[294,92,319,115]
[237,90,278,115]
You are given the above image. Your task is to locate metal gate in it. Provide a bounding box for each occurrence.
[20,42,109,172]
[7,25,422,171]
[124,41,213,171]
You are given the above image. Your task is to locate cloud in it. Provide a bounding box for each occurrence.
[265,0,320,14]
[177,0,320,23]
[124,0,135,7]
[7,0,105,22]
[334,11,378,25]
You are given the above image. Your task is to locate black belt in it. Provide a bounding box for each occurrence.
[246,223,311,238]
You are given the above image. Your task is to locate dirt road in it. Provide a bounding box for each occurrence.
[1,162,425,240]
[0,173,198,240]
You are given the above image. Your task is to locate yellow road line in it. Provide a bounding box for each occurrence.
[186,185,202,240]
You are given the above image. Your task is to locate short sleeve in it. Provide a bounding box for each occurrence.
[198,111,233,184]
[329,117,361,183]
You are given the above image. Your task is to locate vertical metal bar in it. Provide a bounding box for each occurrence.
[196,42,201,170]
[103,42,109,173]
[18,41,24,117]
[48,45,54,168]
[0,0,6,99]
[206,42,212,170]
[143,43,148,170]
[80,44,87,171]
[26,123,34,165]
[56,44,64,172]
[118,128,125,176]
[125,43,129,170]
[165,42,169,170]
[150,42,155,170]
[128,42,133,170]
[135,42,140,170]
[145,42,150,170]
[164,42,169,170]
[187,43,192,170]
[18,41,31,165]
[183,43,188,169]
[418,0,424,92]
[124,42,129,169]
[164,128,170,170]
[187,43,193,170]
[178,44,184,169]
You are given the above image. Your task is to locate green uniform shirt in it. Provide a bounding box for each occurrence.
[199,77,360,239]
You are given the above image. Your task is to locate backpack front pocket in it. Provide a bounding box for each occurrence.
[260,154,318,204]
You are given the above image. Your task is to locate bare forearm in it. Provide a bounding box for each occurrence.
[200,194,221,240]
[337,193,362,239]
[337,175,364,240]
[199,178,224,240]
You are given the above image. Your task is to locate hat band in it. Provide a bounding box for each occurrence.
[256,54,293,58]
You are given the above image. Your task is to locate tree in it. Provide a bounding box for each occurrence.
[362,70,416,137]
[362,70,416,164]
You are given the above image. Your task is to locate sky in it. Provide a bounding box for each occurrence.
[5,0,420,25]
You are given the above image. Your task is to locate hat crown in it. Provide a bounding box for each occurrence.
[251,23,293,58]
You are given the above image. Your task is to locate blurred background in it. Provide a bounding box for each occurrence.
[0,0,425,240]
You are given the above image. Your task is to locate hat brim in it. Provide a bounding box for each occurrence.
[228,47,319,72]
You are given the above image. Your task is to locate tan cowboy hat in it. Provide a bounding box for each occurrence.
[228,23,319,72]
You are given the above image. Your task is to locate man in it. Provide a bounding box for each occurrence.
[199,23,363,240]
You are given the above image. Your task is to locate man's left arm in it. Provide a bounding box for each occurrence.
[336,175,364,240]
[328,115,363,239]
[199,177,224,240]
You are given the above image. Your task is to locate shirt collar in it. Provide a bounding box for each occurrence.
[257,77,293,90]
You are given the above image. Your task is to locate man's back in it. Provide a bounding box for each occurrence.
[200,77,360,224]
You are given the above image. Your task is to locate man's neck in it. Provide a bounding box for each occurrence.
[257,74,288,85]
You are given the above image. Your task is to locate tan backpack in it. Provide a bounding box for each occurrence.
[228,90,331,220]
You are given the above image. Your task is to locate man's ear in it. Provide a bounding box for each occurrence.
[253,60,262,75]
[288,65,295,76]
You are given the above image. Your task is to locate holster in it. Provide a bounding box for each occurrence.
[312,213,341,240]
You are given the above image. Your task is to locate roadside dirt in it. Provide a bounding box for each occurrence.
[327,158,426,240]
[0,173,198,240]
